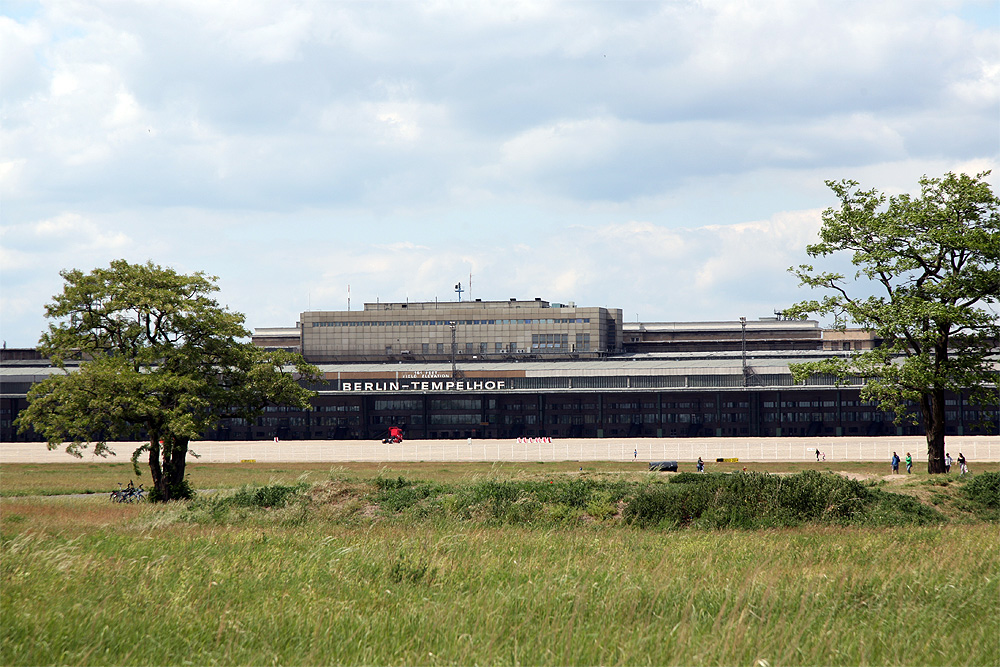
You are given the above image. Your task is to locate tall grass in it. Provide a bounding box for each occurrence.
[3,469,997,666]
[3,517,996,666]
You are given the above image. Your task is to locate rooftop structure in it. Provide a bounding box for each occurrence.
[622,318,823,353]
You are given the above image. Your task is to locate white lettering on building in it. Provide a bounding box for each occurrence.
[340,379,507,392]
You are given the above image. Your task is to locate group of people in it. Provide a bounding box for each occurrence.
[892,451,969,475]
[945,452,969,475]
[890,452,912,474]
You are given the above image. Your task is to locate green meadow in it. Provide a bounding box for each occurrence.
[2,462,998,666]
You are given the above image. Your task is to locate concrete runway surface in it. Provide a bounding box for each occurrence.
[2,436,998,464]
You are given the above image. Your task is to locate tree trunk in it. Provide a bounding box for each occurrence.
[147,435,190,501]
[148,437,166,500]
[166,437,190,498]
[923,389,946,474]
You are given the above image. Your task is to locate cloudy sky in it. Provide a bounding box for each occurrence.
[2,0,998,347]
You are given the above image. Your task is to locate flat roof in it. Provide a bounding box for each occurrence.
[624,320,820,332]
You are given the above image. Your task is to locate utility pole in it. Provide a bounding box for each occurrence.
[740,316,748,388]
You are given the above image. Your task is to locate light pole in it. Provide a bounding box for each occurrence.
[740,316,748,387]
[450,322,457,378]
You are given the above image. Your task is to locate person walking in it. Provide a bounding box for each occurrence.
[945,453,953,474]
[891,452,900,474]
[958,452,968,475]
[697,457,704,473]
[905,452,913,474]
[634,449,638,460]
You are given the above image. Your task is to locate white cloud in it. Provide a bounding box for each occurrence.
[0,0,997,345]
[1,213,131,267]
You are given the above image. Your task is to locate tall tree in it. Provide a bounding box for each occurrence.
[786,172,1000,473]
[16,260,321,500]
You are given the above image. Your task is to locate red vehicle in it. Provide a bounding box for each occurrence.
[382,426,404,444]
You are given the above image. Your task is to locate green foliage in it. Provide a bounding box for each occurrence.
[959,472,1000,521]
[372,476,446,514]
[14,259,322,501]
[786,172,1000,470]
[364,472,945,530]
[229,482,309,509]
[181,482,308,523]
[624,471,945,530]
[623,484,710,529]
[585,490,618,521]
[374,475,412,491]
[442,477,633,525]
[450,480,527,523]
[147,477,195,503]
[669,471,730,485]
[863,490,947,526]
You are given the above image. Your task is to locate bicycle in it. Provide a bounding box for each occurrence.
[110,481,144,503]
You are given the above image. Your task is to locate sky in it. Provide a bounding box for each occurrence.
[2,0,998,347]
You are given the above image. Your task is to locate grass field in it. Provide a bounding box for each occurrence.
[4,459,996,497]
[2,462,998,666]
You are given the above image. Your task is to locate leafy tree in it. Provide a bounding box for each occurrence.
[786,172,1000,474]
[16,260,321,500]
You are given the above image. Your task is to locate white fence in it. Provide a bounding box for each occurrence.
[2,436,998,464]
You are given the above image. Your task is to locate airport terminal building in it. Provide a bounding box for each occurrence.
[297,298,623,363]
[3,297,998,442]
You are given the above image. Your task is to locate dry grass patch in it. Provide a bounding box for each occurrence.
[1,496,145,534]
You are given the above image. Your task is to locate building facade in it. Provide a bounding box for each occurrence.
[194,352,997,441]
[299,298,623,363]
[3,302,997,443]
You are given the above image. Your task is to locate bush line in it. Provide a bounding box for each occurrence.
[168,470,1000,530]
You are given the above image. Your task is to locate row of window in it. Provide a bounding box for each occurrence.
[312,318,592,327]
[356,412,910,426]
[763,400,880,408]
[393,339,593,354]
[528,333,594,350]
[211,408,999,433]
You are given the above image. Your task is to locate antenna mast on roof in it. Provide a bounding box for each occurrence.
[455,282,463,302]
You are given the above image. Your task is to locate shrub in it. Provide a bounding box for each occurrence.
[959,472,1000,521]
[374,475,411,491]
[148,478,195,503]
[585,491,618,521]
[623,484,713,529]
[448,480,526,523]
[625,471,944,530]
[374,481,444,513]
[180,482,309,523]
[229,482,308,509]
